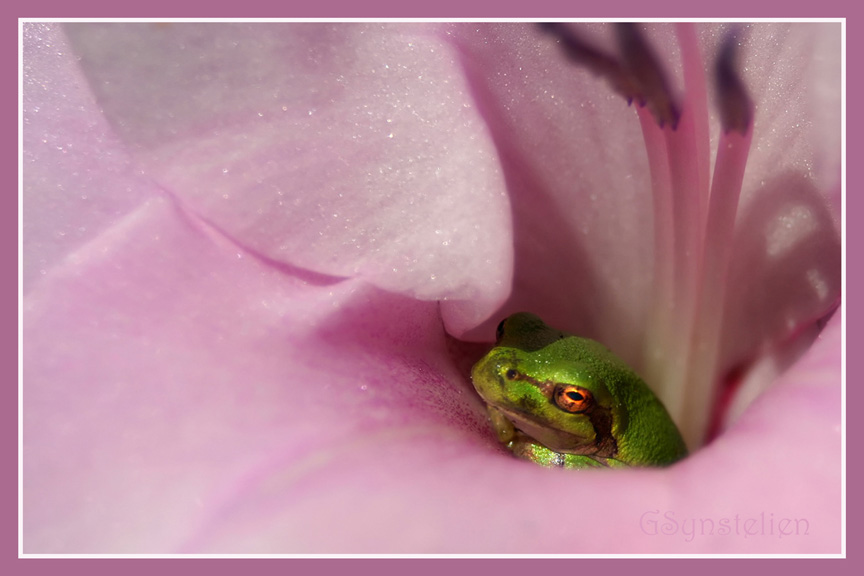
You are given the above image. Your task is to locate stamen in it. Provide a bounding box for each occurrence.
[615,23,681,129]
[639,25,708,427]
[715,29,754,135]
[538,23,681,128]
[637,105,676,400]
[537,23,638,105]
[675,23,711,215]
[680,30,754,443]
[544,23,756,448]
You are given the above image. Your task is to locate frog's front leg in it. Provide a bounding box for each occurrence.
[486,406,615,469]
[510,437,611,469]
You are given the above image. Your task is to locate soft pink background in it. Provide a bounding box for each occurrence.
[15,5,852,576]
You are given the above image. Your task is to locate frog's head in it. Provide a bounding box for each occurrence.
[471,319,625,459]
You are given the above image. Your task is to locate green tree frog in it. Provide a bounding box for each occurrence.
[471,313,688,469]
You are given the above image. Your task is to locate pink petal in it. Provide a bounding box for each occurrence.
[60,22,841,360]
[23,194,841,551]
[62,22,515,335]
[22,23,157,293]
[22,196,489,552]
[24,192,840,552]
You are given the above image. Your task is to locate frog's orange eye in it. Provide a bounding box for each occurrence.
[554,385,593,413]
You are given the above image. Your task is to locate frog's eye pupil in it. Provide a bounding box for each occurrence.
[565,391,584,401]
[505,369,519,380]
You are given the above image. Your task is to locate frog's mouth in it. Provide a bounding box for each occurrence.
[497,406,618,459]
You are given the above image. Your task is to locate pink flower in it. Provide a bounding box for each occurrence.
[23,22,841,553]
